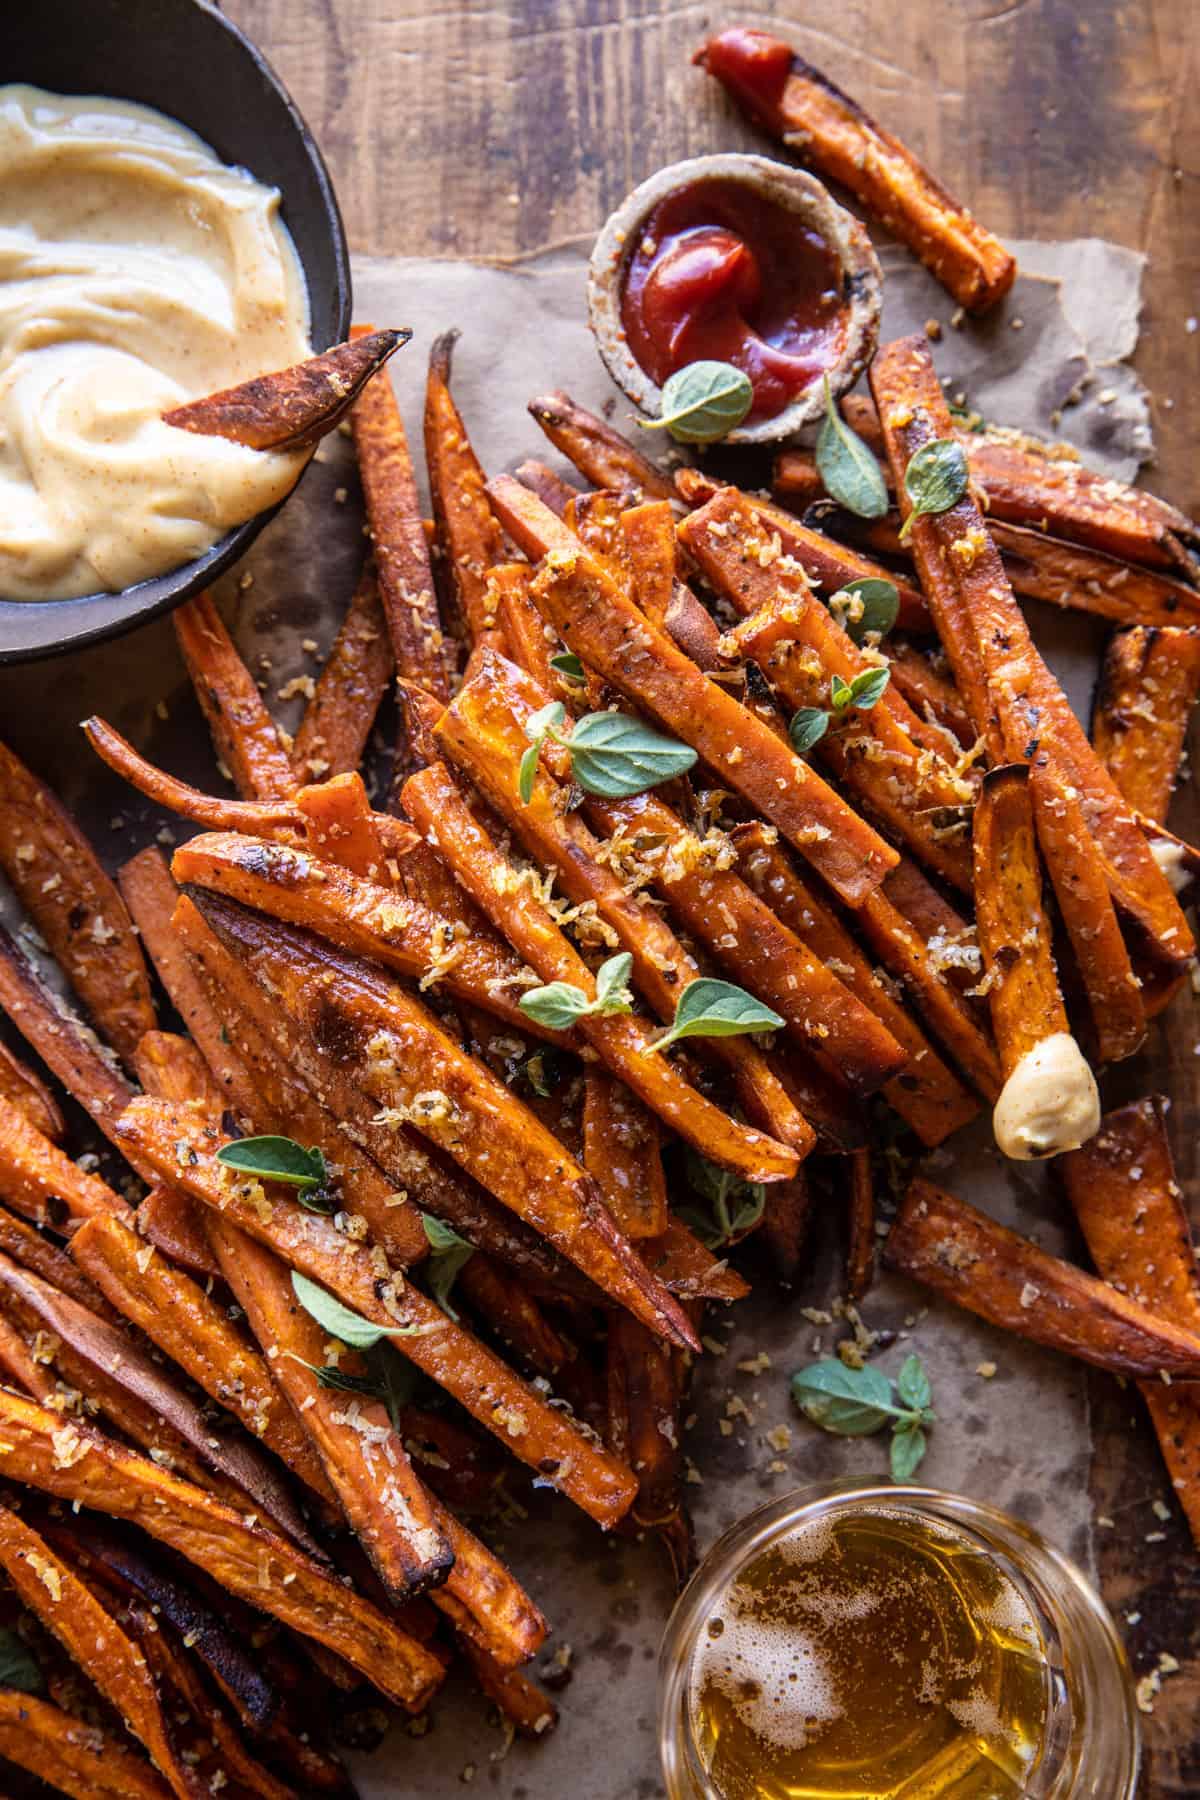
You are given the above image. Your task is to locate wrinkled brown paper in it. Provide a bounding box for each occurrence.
[0,238,1188,1800]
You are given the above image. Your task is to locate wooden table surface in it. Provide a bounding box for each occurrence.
[225,3,1199,1790]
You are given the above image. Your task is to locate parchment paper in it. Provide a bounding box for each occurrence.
[0,237,1189,1800]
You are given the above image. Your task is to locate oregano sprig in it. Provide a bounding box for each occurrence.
[898,438,969,541]
[637,360,754,445]
[641,977,782,1056]
[518,952,635,1032]
[291,1272,429,1351]
[788,666,892,757]
[519,704,697,805]
[678,1148,766,1249]
[790,1352,935,1480]
[815,376,889,519]
[827,577,900,645]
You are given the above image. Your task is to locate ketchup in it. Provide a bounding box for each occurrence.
[619,178,847,422]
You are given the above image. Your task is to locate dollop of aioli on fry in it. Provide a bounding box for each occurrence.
[992,1032,1100,1161]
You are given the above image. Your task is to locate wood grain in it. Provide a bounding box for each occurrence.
[224,2,1200,1784]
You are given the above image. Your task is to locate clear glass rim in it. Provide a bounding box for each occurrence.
[657,1478,1140,1800]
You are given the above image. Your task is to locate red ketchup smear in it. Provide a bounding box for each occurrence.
[694,26,794,130]
[619,178,847,422]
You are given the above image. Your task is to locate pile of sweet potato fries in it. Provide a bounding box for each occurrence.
[0,306,1198,1795]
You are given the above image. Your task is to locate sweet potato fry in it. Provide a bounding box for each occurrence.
[174,592,297,802]
[583,1068,668,1241]
[1061,1098,1200,1545]
[70,1212,336,1505]
[293,771,397,879]
[641,1219,750,1305]
[0,1304,54,1397]
[758,1169,816,1284]
[0,1203,113,1319]
[175,893,593,1294]
[424,331,507,642]
[528,391,676,500]
[0,1387,444,1708]
[84,718,305,836]
[1092,625,1200,824]
[110,1094,640,1529]
[0,926,135,1138]
[845,1148,876,1303]
[886,1176,1200,1379]
[0,1688,173,1800]
[403,760,799,1187]
[172,830,544,1039]
[291,556,394,782]
[132,1029,220,1109]
[965,433,1200,577]
[350,322,451,703]
[0,1093,131,1231]
[0,1036,63,1141]
[696,28,1015,311]
[457,1251,577,1381]
[204,1216,454,1603]
[1030,764,1145,1063]
[437,652,896,1104]
[885,639,975,747]
[988,522,1200,630]
[872,334,1194,961]
[732,824,981,1142]
[164,328,406,451]
[0,739,155,1063]
[490,479,898,905]
[0,1501,205,1800]
[695,500,974,893]
[971,764,1067,1080]
[607,1311,691,1578]
[515,457,581,515]
[619,500,677,627]
[0,1247,310,1533]
[459,1639,559,1737]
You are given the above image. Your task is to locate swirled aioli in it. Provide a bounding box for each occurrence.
[0,84,312,601]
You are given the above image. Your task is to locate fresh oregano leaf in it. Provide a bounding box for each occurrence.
[519,952,635,1032]
[518,700,567,803]
[899,438,969,541]
[890,1423,928,1481]
[815,375,889,519]
[550,651,585,682]
[790,1359,895,1436]
[895,1352,932,1412]
[421,1214,475,1320]
[566,712,697,799]
[682,1148,766,1248]
[286,1342,419,1432]
[592,952,634,1015]
[789,707,829,755]
[291,1271,427,1351]
[0,1627,43,1695]
[830,577,899,645]
[216,1136,326,1194]
[638,359,754,445]
[644,977,783,1055]
[829,674,854,712]
[847,667,891,710]
[518,742,542,805]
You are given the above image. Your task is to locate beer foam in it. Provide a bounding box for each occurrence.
[692,1591,841,1754]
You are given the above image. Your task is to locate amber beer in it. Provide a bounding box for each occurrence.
[658,1484,1140,1800]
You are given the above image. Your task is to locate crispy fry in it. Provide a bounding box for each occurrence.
[1030,764,1145,1063]
[0,1304,53,1397]
[437,652,893,1109]
[607,1311,691,1578]
[459,1638,559,1737]
[971,765,1066,1079]
[732,824,981,1143]
[204,1216,454,1602]
[0,739,155,1063]
[291,556,394,782]
[404,759,799,1187]
[0,1203,114,1319]
[988,522,1200,630]
[424,330,508,642]
[350,322,450,703]
[174,592,297,801]
[697,28,1015,310]
[641,1218,750,1304]
[1061,1098,1200,1545]
[70,1212,337,1505]
[293,771,395,878]
[0,1502,204,1800]
[1092,625,1200,824]
[759,1170,816,1284]
[619,500,677,627]
[490,479,898,905]
[172,830,545,1039]
[583,1068,668,1240]
[528,391,676,500]
[885,639,975,747]
[111,1093,640,1528]
[0,1093,131,1230]
[84,718,305,835]
[845,1148,876,1303]
[163,328,406,451]
[0,1036,63,1141]
[872,335,1194,960]
[488,561,559,695]
[0,1688,173,1800]
[887,1176,1200,1379]
[774,1048,867,1154]
[457,1252,576,1380]
[694,499,974,893]
[0,1386,444,1708]
[515,457,581,515]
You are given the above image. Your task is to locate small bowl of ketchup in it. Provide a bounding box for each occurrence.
[588,153,881,445]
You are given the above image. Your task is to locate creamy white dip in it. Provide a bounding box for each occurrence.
[992,1031,1100,1160]
[0,84,312,601]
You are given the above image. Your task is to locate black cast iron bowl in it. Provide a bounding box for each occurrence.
[0,0,351,664]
